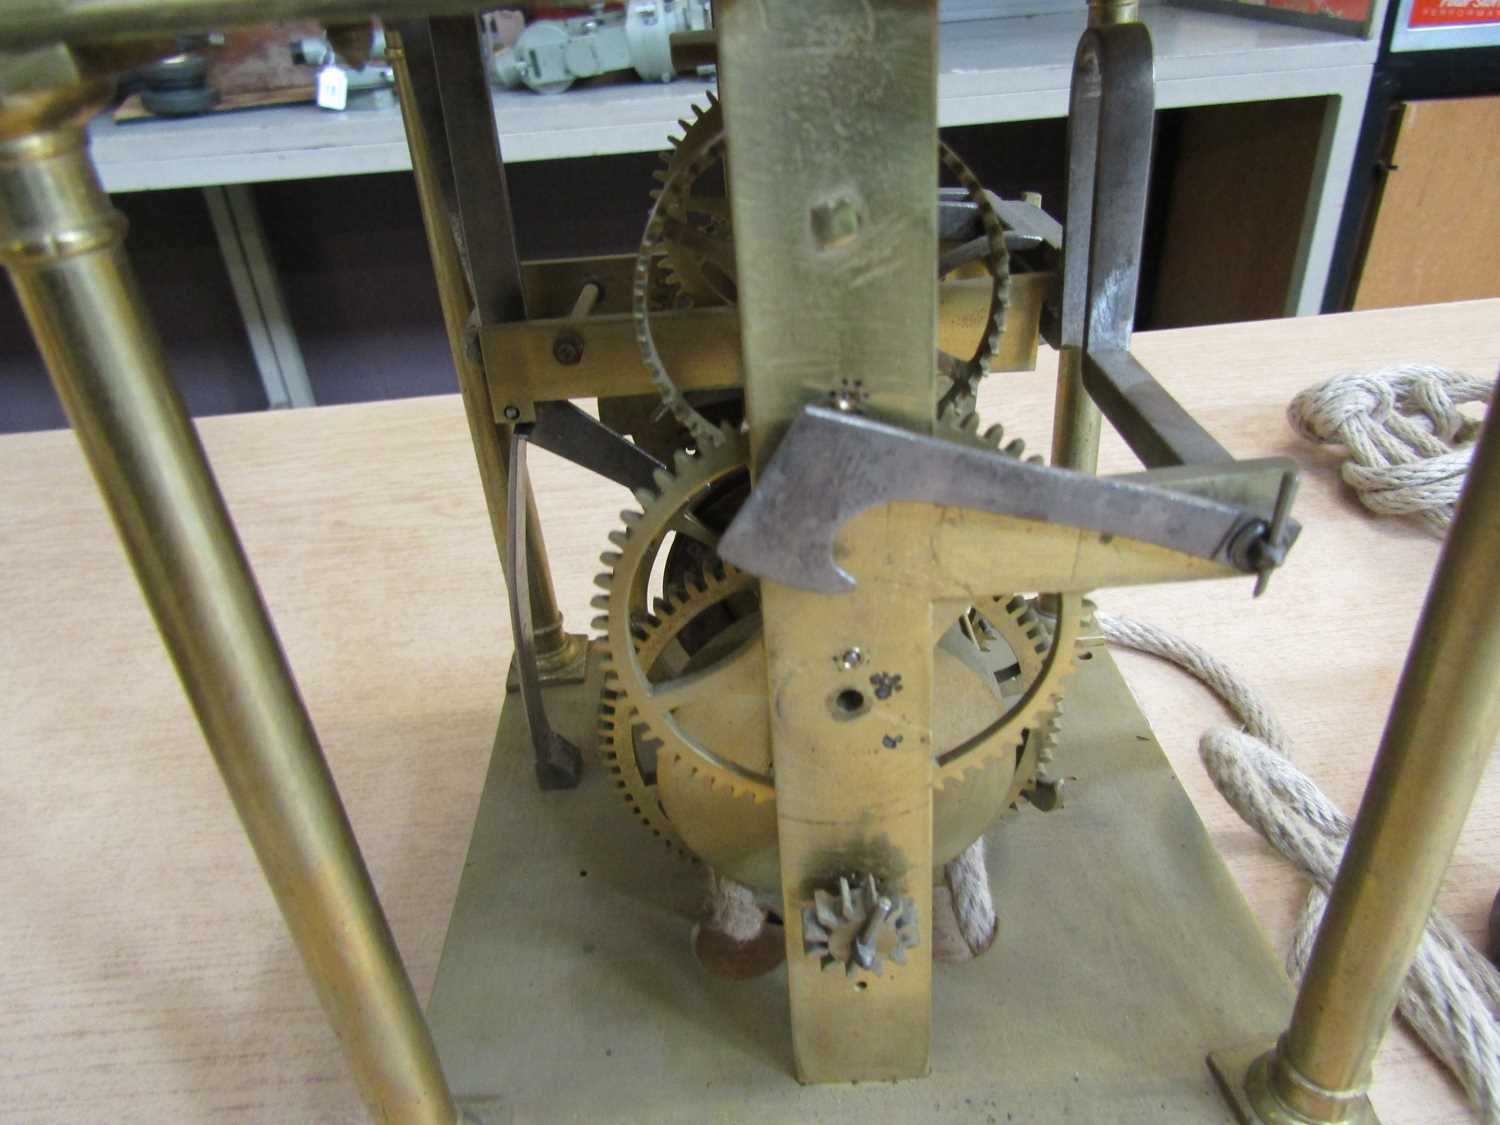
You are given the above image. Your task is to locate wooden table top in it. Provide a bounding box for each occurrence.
[2,299,1497,1123]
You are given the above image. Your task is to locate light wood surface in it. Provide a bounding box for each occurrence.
[2,300,1497,1123]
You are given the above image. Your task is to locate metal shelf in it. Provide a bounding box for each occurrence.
[79,0,1379,401]
[90,4,1376,193]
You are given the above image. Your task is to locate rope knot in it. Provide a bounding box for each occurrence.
[1288,372,1395,442]
[1397,365,1486,445]
[1288,364,1492,536]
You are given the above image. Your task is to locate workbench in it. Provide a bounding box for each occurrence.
[2,299,1496,1123]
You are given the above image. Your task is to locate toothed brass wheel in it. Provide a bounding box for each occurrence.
[593,425,751,852]
[594,421,1082,893]
[634,92,1011,446]
[595,570,759,854]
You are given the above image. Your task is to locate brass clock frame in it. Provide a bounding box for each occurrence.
[2,4,1498,1122]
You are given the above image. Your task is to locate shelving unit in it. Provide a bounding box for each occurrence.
[93,7,1373,182]
[62,3,1383,419]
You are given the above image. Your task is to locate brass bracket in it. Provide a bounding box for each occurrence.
[480,306,742,424]
[478,265,1052,425]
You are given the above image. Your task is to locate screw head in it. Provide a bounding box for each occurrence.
[503,405,521,421]
[835,647,864,670]
[552,331,584,366]
[828,377,866,414]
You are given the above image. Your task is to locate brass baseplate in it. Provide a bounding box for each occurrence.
[428,640,1295,1122]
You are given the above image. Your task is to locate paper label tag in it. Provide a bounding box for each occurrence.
[316,66,349,111]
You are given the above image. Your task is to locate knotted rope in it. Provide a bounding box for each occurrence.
[1288,364,1491,535]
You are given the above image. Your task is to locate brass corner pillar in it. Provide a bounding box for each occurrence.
[1213,378,1500,1123]
[387,22,582,680]
[0,55,456,1125]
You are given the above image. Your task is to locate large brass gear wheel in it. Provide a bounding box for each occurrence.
[630,569,1081,798]
[594,417,1082,891]
[634,93,1011,446]
[650,91,735,309]
[593,424,751,852]
[605,562,1081,891]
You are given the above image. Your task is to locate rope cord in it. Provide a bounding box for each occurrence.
[1287,363,1490,535]
[703,869,768,944]
[1098,615,1500,1122]
[943,836,998,958]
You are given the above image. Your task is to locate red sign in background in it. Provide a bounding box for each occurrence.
[1258,0,1500,23]
[1408,0,1500,24]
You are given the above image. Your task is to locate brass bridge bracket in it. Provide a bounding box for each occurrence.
[480,306,742,423]
[478,269,1052,424]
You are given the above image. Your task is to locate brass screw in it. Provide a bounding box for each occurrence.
[552,331,584,366]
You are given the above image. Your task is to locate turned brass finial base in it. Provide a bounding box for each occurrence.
[532,627,589,679]
[1089,0,1142,26]
[1209,1042,1380,1125]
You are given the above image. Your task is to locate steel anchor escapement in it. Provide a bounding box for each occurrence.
[718,405,1298,595]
